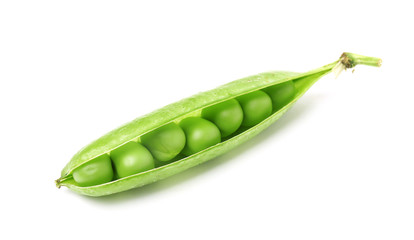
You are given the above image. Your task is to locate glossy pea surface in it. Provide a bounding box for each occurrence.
[263,80,296,110]
[236,90,272,127]
[72,154,113,187]
[110,141,154,178]
[141,122,186,162]
[179,117,221,156]
[201,99,243,137]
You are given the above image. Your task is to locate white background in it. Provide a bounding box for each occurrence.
[1,1,413,239]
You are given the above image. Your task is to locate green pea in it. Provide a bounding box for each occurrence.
[72,154,113,187]
[141,123,186,162]
[236,90,272,127]
[179,117,221,156]
[110,141,154,178]
[263,80,296,110]
[201,99,243,137]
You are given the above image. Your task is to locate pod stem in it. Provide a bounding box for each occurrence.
[332,52,382,78]
[341,52,382,68]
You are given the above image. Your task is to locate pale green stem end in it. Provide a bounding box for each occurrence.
[332,52,381,78]
[341,52,382,68]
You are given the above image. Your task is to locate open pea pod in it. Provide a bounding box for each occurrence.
[56,52,381,197]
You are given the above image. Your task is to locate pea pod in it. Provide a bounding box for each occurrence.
[56,52,381,196]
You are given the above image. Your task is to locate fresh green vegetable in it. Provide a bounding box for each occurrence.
[179,117,221,156]
[110,142,154,178]
[236,90,273,127]
[201,99,243,137]
[56,52,381,196]
[263,80,296,111]
[141,122,186,162]
[72,154,113,187]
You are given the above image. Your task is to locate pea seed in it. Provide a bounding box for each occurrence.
[179,117,221,156]
[263,80,296,110]
[141,122,186,162]
[110,141,154,178]
[72,154,113,187]
[236,90,272,127]
[201,99,243,137]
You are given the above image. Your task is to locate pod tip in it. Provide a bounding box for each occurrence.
[55,178,62,189]
[55,174,72,188]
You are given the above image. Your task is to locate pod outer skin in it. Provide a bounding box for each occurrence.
[59,61,335,196]
[62,65,334,175]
